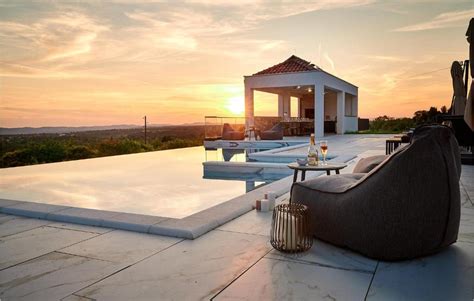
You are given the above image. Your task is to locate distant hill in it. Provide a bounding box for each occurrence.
[0,124,153,135]
[0,122,215,135]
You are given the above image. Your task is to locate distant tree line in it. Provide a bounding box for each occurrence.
[366,105,448,134]
[0,126,204,168]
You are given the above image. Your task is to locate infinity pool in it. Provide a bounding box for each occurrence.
[0,147,274,219]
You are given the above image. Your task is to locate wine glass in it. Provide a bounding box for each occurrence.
[320,140,328,165]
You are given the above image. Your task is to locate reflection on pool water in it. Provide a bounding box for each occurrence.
[205,148,269,162]
[0,147,281,219]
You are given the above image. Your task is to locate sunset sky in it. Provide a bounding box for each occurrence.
[0,0,472,127]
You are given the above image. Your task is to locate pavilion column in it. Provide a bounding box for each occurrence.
[297,97,301,117]
[314,84,325,138]
[278,93,291,118]
[353,94,359,131]
[245,86,254,129]
[336,91,345,134]
[278,94,284,117]
[353,95,358,117]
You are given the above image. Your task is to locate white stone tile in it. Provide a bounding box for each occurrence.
[1,201,69,219]
[462,185,474,207]
[460,165,474,178]
[0,214,18,222]
[266,239,378,273]
[101,212,168,233]
[460,185,472,207]
[76,230,271,300]
[188,200,252,227]
[148,216,219,239]
[460,177,474,191]
[217,210,273,236]
[47,207,121,226]
[60,230,180,264]
[459,206,474,243]
[0,199,24,208]
[366,241,474,301]
[215,257,373,301]
[0,252,123,301]
[46,222,112,234]
[0,217,50,237]
[61,295,93,301]
[0,226,97,270]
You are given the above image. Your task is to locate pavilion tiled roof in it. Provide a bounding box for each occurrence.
[253,55,320,76]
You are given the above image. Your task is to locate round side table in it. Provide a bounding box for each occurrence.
[287,162,348,183]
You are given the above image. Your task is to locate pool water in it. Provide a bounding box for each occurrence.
[0,147,276,219]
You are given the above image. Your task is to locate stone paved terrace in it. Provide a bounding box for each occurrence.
[0,135,473,300]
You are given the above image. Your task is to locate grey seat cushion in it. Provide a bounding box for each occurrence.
[294,173,366,193]
[353,155,388,173]
[222,123,245,140]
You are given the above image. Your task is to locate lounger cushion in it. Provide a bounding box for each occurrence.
[352,155,388,173]
[260,123,284,140]
[222,123,245,140]
[294,173,366,193]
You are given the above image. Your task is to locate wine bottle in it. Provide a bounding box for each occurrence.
[307,133,319,166]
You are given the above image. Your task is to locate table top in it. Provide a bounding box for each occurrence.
[386,138,403,142]
[287,162,347,171]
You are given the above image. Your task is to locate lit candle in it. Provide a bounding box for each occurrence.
[282,212,298,250]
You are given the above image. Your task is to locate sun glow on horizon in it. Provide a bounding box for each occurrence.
[0,2,472,127]
[225,96,245,115]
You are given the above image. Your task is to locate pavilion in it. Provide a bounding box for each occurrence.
[244,55,359,137]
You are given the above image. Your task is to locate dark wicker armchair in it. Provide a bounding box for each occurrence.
[291,125,461,261]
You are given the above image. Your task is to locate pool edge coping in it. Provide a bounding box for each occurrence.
[0,173,296,239]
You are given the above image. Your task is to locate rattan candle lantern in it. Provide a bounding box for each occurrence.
[270,203,313,253]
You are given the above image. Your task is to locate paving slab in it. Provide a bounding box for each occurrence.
[46,222,112,234]
[61,294,94,301]
[460,184,472,207]
[0,199,24,208]
[459,206,474,243]
[47,207,122,227]
[60,230,181,264]
[215,257,373,301]
[217,210,273,236]
[0,252,123,301]
[266,239,378,273]
[0,226,97,270]
[0,216,51,237]
[216,194,290,237]
[1,202,70,219]
[460,178,474,192]
[0,214,19,223]
[75,230,271,300]
[366,241,474,301]
[148,216,220,239]
[101,212,168,233]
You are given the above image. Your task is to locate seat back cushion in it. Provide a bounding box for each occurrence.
[352,155,388,173]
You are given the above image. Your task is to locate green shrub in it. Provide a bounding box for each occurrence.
[33,141,68,163]
[1,149,38,167]
[160,138,201,150]
[67,145,97,160]
[368,116,415,133]
[97,139,153,156]
[0,128,205,168]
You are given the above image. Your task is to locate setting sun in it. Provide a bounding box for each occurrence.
[225,96,245,115]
